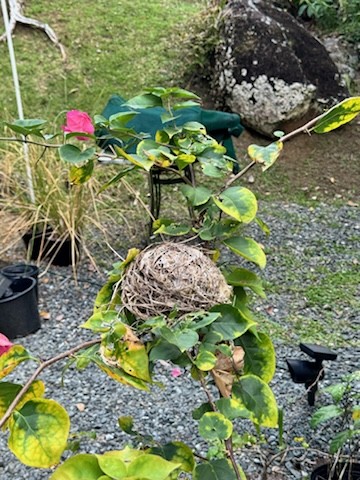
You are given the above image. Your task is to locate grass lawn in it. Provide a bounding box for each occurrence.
[0,0,205,118]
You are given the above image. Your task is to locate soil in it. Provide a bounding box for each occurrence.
[232,119,360,203]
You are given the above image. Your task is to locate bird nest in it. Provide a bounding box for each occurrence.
[121,243,232,320]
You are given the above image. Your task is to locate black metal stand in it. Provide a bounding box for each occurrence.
[147,164,196,238]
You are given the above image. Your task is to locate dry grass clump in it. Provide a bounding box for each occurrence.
[121,242,232,320]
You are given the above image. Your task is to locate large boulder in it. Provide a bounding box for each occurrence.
[212,0,349,136]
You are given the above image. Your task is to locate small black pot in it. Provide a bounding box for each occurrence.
[311,462,360,480]
[23,229,80,267]
[0,277,40,339]
[1,263,39,300]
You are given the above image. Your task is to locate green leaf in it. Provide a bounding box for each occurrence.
[247,141,283,171]
[109,111,138,128]
[6,118,47,137]
[232,375,278,427]
[69,159,94,185]
[216,398,251,421]
[255,217,270,235]
[194,349,217,371]
[182,121,206,133]
[200,162,226,178]
[189,312,221,330]
[96,454,127,479]
[94,281,121,312]
[93,356,150,391]
[50,454,103,479]
[0,345,31,380]
[149,441,195,473]
[180,185,212,206]
[310,405,343,428]
[273,130,285,138]
[161,111,180,123]
[125,93,163,109]
[167,87,200,100]
[149,339,182,362]
[59,144,96,164]
[173,100,201,110]
[98,166,135,193]
[94,114,108,125]
[81,310,120,332]
[225,267,266,298]
[0,380,45,422]
[324,383,347,403]
[223,236,266,269]
[110,332,151,382]
[127,453,181,480]
[192,402,212,420]
[213,187,258,224]
[74,344,99,370]
[194,459,238,480]
[197,147,231,178]
[198,412,233,441]
[313,97,360,133]
[330,429,353,454]
[235,331,276,383]
[62,131,95,140]
[115,145,154,171]
[153,221,191,236]
[209,304,256,341]
[8,398,70,468]
[163,125,182,138]
[159,327,199,352]
[118,415,135,435]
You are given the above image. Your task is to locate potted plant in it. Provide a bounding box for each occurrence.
[310,371,360,480]
[0,90,360,479]
[0,114,133,272]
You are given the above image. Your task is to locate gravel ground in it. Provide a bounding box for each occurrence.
[0,202,359,479]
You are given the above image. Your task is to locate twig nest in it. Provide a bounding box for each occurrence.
[121,243,232,320]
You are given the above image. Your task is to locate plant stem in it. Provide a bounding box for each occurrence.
[198,370,242,480]
[0,338,100,428]
[224,160,256,189]
[0,136,63,148]
[225,437,243,480]
[224,106,330,190]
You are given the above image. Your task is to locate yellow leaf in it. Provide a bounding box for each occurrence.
[0,346,30,380]
[8,398,70,468]
[313,96,360,133]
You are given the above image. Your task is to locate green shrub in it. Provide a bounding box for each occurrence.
[291,0,360,42]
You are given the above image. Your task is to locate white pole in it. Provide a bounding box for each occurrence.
[1,0,35,203]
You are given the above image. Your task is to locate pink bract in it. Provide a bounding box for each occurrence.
[0,333,13,356]
[170,367,182,378]
[62,110,95,140]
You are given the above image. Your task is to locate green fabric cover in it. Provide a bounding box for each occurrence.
[100,94,243,161]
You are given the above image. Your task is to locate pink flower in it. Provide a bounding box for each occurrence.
[0,333,13,356]
[171,367,182,378]
[62,110,94,140]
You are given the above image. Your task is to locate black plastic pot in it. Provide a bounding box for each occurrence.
[1,263,39,300]
[23,229,80,266]
[311,463,360,480]
[0,277,40,339]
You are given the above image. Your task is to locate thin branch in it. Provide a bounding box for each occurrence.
[225,437,243,480]
[0,338,100,428]
[223,160,256,190]
[224,106,331,190]
[198,368,242,480]
[0,136,63,148]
